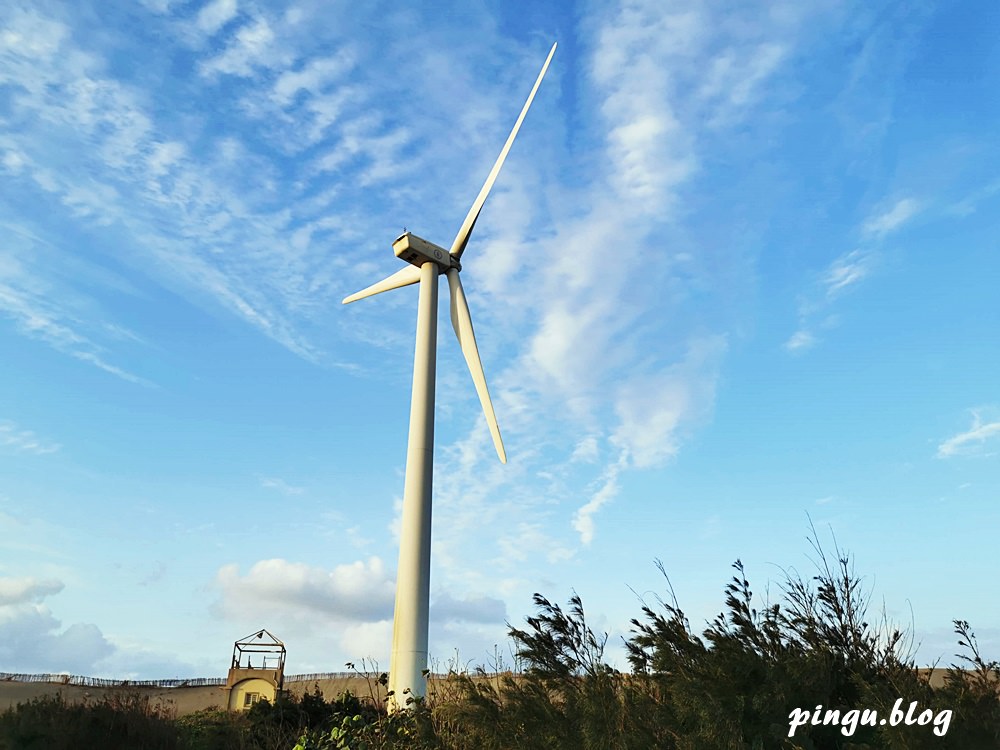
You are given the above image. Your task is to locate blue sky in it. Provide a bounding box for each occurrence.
[1,0,998,678]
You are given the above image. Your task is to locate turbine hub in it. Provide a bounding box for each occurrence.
[393,233,459,271]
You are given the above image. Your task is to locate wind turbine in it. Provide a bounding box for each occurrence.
[342,42,556,708]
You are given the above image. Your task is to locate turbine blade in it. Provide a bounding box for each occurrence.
[342,265,422,304]
[449,41,557,259]
[447,269,506,463]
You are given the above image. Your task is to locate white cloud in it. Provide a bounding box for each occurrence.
[824,248,872,297]
[213,560,512,667]
[863,198,919,237]
[937,409,1000,458]
[787,246,876,352]
[313,117,415,183]
[570,435,599,463]
[199,17,277,78]
[0,420,61,455]
[0,8,68,60]
[139,0,177,13]
[0,576,115,673]
[215,557,396,622]
[610,335,727,469]
[947,178,1000,218]
[784,329,816,351]
[146,140,186,176]
[0,280,151,385]
[93,642,207,681]
[591,6,698,213]
[572,461,622,545]
[0,6,362,362]
[337,620,392,664]
[698,42,787,125]
[260,477,305,495]
[0,576,63,606]
[2,148,26,172]
[494,522,575,567]
[526,291,619,406]
[270,52,354,108]
[196,0,238,36]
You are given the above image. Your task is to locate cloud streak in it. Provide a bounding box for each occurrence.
[824,249,873,298]
[0,420,61,455]
[863,198,920,238]
[260,477,305,496]
[786,191,908,352]
[0,245,152,385]
[937,409,1000,458]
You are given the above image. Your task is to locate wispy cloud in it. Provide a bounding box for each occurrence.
[863,197,920,238]
[610,336,727,470]
[782,6,928,353]
[260,477,305,496]
[0,3,456,367]
[947,178,1000,218]
[0,420,61,455]
[937,408,1000,458]
[572,459,623,546]
[0,244,152,385]
[784,329,816,352]
[199,16,279,78]
[824,248,874,297]
[698,42,788,127]
[0,7,321,359]
[787,233,880,352]
[570,435,600,464]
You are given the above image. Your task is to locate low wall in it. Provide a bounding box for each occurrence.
[2,669,970,716]
[0,672,458,715]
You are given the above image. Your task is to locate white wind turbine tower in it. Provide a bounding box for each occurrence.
[342,42,556,708]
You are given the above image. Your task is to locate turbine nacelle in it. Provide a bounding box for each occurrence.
[393,233,460,271]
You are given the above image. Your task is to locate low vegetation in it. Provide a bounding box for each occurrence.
[3,529,997,749]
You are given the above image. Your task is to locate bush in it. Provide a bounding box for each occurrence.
[0,691,179,750]
[431,525,999,749]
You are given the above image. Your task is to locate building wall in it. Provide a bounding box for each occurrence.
[227,676,277,711]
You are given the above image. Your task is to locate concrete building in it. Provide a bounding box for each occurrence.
[225,629,286,711]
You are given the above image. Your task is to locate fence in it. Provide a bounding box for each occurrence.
[1,673,226,688]
[0,672,382,688]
